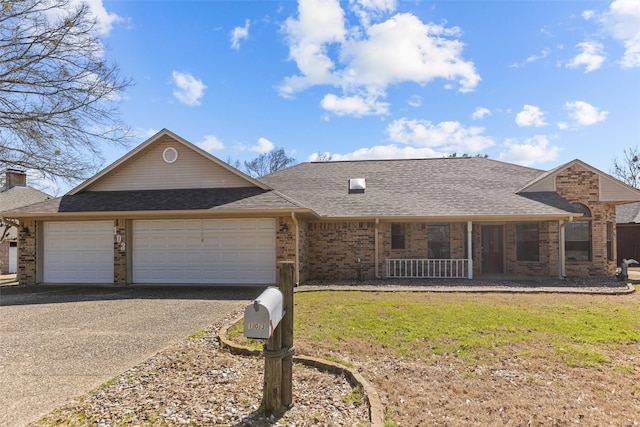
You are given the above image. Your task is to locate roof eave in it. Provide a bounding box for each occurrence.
[309,213,580,222]
[2,207,317,221]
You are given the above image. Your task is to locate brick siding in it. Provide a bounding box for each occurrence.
[17,220,37,286]
[0,241,8,274]
[556,164,617,277]
[307,221,376,280]
[114,218,127,285]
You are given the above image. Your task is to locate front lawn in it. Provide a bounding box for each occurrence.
[234,288,640,426]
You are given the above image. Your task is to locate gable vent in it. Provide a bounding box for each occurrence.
[348,178,366,194]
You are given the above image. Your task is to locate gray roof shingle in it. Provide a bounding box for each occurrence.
[617,202,640,224]
[0,185,51,212]
[261,157,576,218]
[3,188,301,215]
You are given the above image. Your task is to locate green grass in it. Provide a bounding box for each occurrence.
[291,291,640,367]
[341,384,364,404]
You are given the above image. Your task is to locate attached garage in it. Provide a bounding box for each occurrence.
[132,218,276,284]
[43,221,114,283]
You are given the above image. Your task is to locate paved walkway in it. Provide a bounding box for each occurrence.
[0,285,261,427]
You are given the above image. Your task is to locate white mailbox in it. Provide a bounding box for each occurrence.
[244,287,284,339]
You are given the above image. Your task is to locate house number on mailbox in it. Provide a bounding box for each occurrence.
[246,323,266,330]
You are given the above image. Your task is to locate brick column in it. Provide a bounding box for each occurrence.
[17,220,37,286]
[114,219,127,285]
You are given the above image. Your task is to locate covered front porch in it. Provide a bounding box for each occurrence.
[380,219,575,280]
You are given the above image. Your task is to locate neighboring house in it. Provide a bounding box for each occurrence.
[0,169,51,274]
[4,129,640,286]
[616,201,640,265]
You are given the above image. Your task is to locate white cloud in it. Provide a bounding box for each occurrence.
[279,0,346,97]
[197,135,224,151]
[279,1,480,116]
[600,0,640,68]
[230,19,250,50]
[498,136,562,167]
[407,95,422,108]
[526,48,551,63]
[386,118,495,153]
[250,137,275,153]
[564,100,608,126]
[566,41,605,72]
[582,10,596,20]
[309,144,444,161]
[349,0,397,27]
[84,0,124,35]
[340,13,480,92]
[472,107,491,120]
[320,93,389,116]
[134,128,159,139]
[171,71,207,106]
[45,0,123,36]
[515,105,547,127]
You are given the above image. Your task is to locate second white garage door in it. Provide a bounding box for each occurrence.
[132,218,276,284]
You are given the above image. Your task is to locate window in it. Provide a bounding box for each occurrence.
[517,223,539,261]
[607,222,613,261]
[391,223,405,249]
[565,204,591,262]
[428,225,450,258]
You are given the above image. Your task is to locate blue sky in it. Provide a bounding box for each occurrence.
[50,0,640,191]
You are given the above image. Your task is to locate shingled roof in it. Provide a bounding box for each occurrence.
[617,202,640,224]
[260,157,579,219]
[3,187,303,216]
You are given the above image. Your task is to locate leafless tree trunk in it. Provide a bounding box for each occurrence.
[0,0,132,183]
[611,146,640,189]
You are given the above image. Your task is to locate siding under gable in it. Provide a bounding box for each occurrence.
[87,135,251,191]
[520,174,555,192]
[599,175,640,202]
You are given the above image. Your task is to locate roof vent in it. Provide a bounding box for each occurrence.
[348,178,366,194]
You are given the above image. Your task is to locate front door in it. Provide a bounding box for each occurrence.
[482,225,504,274]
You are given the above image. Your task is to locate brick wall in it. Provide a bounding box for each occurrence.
[307,221,376,280]
[297,218,309,283]
[114,218,127,285]
[17,220,37,286]
[556,163,617,277]
[0,241,8,274]
[504,222,558,277]
[274,215,310,284]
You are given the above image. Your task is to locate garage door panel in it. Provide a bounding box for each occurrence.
[43,221,114,284]
[133,219,276,284]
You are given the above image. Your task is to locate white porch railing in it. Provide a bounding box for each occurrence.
[386,259,469,279]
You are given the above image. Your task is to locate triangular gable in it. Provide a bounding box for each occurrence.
[519,159,640,203]
[69,129,269,195]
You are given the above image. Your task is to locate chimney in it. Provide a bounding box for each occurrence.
[4,169,27,190]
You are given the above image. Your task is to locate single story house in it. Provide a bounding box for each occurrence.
[616,201,640,265]
[0,169,51,274]
[3,129,640,286]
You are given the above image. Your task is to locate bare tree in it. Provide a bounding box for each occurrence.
[611,146,640,189]
[0,0,132,183]
[243,148,296,177]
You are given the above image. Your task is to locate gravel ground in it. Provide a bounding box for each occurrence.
[30,310,370,427]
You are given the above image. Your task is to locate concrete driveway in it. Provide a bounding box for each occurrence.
[0,285,262,427]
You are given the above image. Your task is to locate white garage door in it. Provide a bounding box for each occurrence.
[43,221,114,283]
[132,218,276,284]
